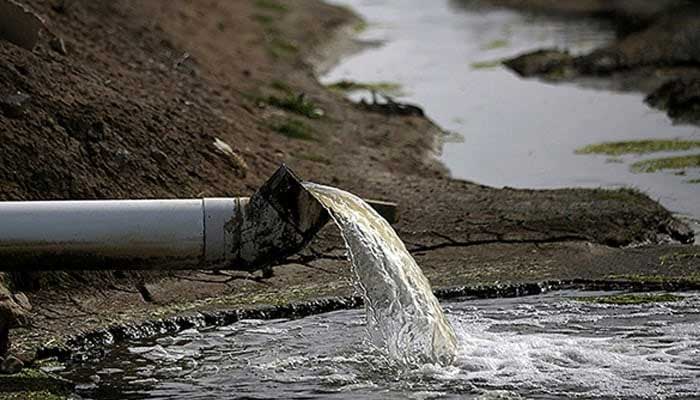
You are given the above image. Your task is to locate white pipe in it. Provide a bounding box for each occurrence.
[0,165,334,271]
[0,198,249,269]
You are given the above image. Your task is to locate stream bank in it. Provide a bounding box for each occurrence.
[495,1,700,123]
[0,0,698,398]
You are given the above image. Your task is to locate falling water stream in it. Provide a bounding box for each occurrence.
[61,187,700,399]
[304,183,458,365]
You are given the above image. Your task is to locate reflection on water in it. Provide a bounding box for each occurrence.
[63,291,700,399]
[321,0,700,222]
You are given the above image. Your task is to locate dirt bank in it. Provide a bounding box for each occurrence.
[493,1,700,123]
[0,0,698,395]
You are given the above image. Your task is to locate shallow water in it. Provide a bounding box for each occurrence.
[62,291,700,399]
[321,0,700,226]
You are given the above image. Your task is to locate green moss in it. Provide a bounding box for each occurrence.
[326,80,403,96]
[273,119,316,140]
[607,273,700,284]
[576,293,684,305]
[470,59,503,70]
[0,391,67,400]
[631,154,700,173]
[576,140,700,156]
[686,178,700,184]
[354,21,368,33]
[482,39,509,50]
[659,251,700,266]
[267,94,323,119]
[253,0,288,13]
[267,37,299,59]
[0,368,73,397]
[590,187,645,202]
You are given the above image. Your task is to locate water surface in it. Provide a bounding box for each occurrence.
[63,291,700,399]
[321,0,700,224]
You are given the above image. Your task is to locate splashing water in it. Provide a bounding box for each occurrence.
[304,183,458,365]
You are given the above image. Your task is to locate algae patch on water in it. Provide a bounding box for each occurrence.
[631,154,700,173]
[576,293,684,305]
[576,140,700,156]
[481,39,509,50]
[470,59,503,70]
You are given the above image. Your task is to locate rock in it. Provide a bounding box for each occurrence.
[213,137,248,177]
[49,36,68,55]
[0,355,24,374]
[0,281,32,357]
[503,49,575,78]
[0,0,45,50]
[646,77,700,122]
[151,148,169,164]
[0,92,31,118]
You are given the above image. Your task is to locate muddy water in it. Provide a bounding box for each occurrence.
[62,291,700,399]
[321,0,700,230]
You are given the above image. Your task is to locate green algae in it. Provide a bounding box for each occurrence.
[576,293,684,305]
[482,39,509,50]
[0,391,67,400]
[576,140,700,156]
[470,59,503,70]
[0,368,73,398]
[631,154,700,173]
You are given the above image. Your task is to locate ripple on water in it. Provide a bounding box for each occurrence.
[63,291,700,399]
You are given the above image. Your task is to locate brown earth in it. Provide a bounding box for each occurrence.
[494,0,700,122]
[0,0,698,382]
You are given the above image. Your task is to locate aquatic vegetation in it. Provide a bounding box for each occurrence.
[482,39,509,50]
[576,293,684,305]
[273,119,316,141]
[0,391,67,400]
[267,93,323,119]
[354,20,368,33]
[576,140,700,156]
[631,154,700,173]
[326,80,403,96]
[470,59,503,70]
